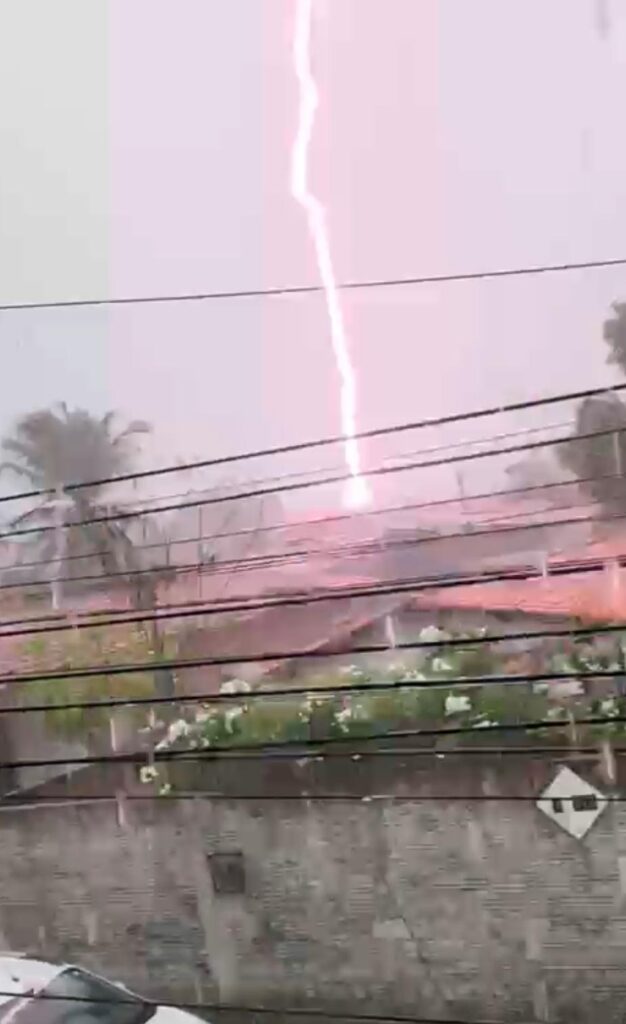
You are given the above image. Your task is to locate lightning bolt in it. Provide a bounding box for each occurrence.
[291,0,370,509]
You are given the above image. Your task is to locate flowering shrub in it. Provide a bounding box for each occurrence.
[20,624,161,746]
[42,614,622,790]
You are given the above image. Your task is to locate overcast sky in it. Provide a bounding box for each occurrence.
[1,0,626,508]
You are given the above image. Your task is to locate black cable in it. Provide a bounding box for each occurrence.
[0,554,619,639]
[0,488,603,596]
[0,667,622,717]
[0,989,513,1024]
[0,791,618,805]
[0,540,622,634]
[0,439,588,573]
[0,715,621,772]
[0,744,611,764]
[0,468,599,586]
[0,618,621,694]
[2,253,626,313]
[1,423,618,540]
[0,379,622,505]
[78,416,576,513]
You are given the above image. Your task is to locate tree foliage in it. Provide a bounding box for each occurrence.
[603,301,626,376]
[557,393,626,512]
[555,301,626,512]
[20,625,158,752]
[1,404,152,582]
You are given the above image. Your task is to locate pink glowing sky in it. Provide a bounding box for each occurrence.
[1,0,626,506]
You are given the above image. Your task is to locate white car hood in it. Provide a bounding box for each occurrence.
[0,959,62,1005]
[152,1005,207,1024]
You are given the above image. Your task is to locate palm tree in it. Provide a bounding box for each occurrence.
[1,406,177,763]
[1,404,152,598]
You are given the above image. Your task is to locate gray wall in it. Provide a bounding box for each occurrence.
[3,749,626,1023]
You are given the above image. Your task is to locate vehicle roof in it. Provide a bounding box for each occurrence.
[0,957,64,1004]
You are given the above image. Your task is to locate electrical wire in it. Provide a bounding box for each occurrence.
[0,791,618,806]
[98,416,575,514]
[0,466,594,584]
[0,422,617,540]
[0,564,593,636]
[0,989,516,1024]
[0,551,621,639]
[0,380,621,504]
[0,667,623,718]
[3,617,626,688]
[0,715,621,773]
[0,487,601,597]
[2,253,626,313]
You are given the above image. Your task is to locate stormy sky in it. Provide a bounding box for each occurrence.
[1,0,626,511]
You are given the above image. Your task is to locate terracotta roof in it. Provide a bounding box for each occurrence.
[550,534,626,565]
[414,565,626,623]
[177,592,409,667]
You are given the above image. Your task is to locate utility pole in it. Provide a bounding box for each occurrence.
[51,487,70,611]
[613,430,623,479]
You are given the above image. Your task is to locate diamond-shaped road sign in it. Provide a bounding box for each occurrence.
[536,766,608,839]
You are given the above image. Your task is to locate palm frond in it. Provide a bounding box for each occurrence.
[1,405,152,588]
[8,500,56,528]
[0,461,38,483]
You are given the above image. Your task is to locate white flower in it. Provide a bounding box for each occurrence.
[399,669,426,682]
[431,656,453,674]
[158,783,172,796]
[580,659,603,673]
[546,706,567,720]
[224,706,244,732]
[154,717,190,750]
[304,693,329,712]
[139,765,159,784]
[445,694,471,716]
[335,703,367,733]
[551,679,584,697]
[419,625,449,644]
[194,707,215,724]
[219,678,251,695]
[388,662,407,676]
[166,718,192,744]
[473,718,497,728]
[601,697,619,718]
[339,664,366,679]
[552,654,576,675]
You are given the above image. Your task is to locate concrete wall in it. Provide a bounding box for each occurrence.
[3,749,626,1023]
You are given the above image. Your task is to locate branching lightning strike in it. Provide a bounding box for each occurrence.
[291,0,370,509]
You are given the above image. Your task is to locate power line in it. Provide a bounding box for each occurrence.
[0,988,514,1024]
[0,487,602,597]
[0,744,611,765]
[0,715,621,773]
[0,551,620,639]
[0,466,596,585]
[0,565,579,636]
[0,380,622,505]
[0,790,619,806]
[0,420,614,541]
[6,412,574,546]
[2,253,626,313]
[12,620,626,685]
[1,666,624,718]
[101,416,575,513]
